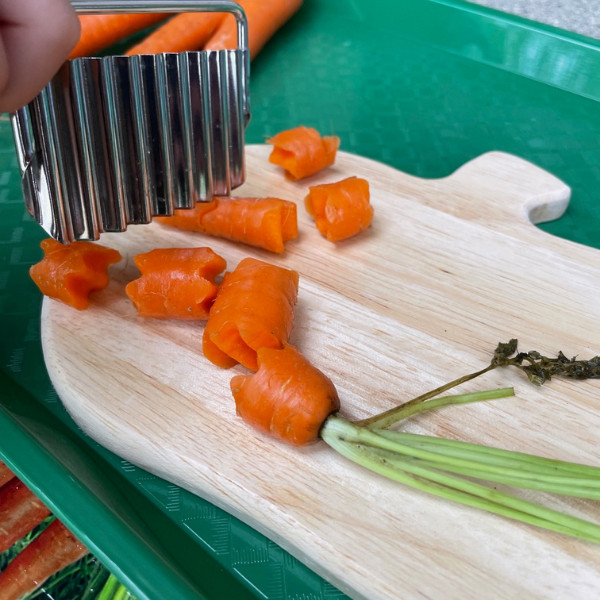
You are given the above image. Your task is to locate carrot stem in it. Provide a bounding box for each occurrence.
[374,431,600,477]
[355,364,496,429]
[387,458,600,499]
[321,417,600,544]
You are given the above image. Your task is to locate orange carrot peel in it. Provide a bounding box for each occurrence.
[231,343,340,446]
[29,239,122,310]
[305,176,374,242]
[126,248,226,320]
[156,197,298,254]
[203,257,299,370]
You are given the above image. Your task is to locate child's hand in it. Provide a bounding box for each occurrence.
[0,0,80,113]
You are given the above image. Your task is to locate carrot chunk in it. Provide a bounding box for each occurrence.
[29,239,122,310]
[267,126,340,180]
[126,248,226,320]
[156,197,298,254]
[231,343,340,446]
[203,257,299,370]
[305,176,374,242]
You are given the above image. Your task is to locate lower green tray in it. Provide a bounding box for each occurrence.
[2,0,600,598]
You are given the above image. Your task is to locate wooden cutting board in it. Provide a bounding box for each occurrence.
[42,146,600,600]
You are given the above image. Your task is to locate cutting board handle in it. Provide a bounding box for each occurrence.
[429,151,571,227]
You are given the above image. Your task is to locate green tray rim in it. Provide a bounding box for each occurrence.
[2,1,600,599]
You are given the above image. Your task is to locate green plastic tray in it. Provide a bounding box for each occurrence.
[2,0,600,598]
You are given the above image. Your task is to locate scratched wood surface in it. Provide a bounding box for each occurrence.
[42,146,600,600]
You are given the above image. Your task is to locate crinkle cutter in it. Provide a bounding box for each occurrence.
[11,0,250,244]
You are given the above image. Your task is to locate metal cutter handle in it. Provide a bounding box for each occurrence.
[11,1,251,244]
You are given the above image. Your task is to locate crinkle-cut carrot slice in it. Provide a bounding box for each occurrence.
[203,257,299,371]
[29,239,122,310]
[156,197,298,254]
[267,126,340,180]
[305,176,374,242]
[230,343,340,446]
[125,247,226,320]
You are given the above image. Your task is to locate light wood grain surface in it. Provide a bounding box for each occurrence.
[42,146,600,600]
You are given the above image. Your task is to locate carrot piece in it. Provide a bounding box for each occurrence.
[69,14,170,59]
[0,479,51,555]
[231,343,340,446]
[0,519,88,600]
[0,461,15,489]
[267,126,340,181]
[126,12,224,55]
[204,0,304,59]
[305,176,374,242]
[125,248,226,320]
[203,258,299,370]
[29,239,122,311]
[156,197,298,254]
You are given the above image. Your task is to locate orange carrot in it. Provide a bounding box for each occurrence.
[0,461,15,489]
[267,126,340,181]
[126,12,224,55]
[29,239,122,310]
[69,14,170,59]
[0,479,51,555]
[204,0,304,59]
[203,257,299,370]
[156,197,298,254]
[0,519,88,600]
[305,176,374,242]
[231,343,340,446]
[126,248,226,320]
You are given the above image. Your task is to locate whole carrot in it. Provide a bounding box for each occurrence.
[69,14,170,59]
[0,519,88,600]
[231,343,340,445]
[156,197,298,253]
[0,479,51,555]
[204,0,304,58]
[126,12,224,55]
[203,257,299,370]
[0,461,15,488]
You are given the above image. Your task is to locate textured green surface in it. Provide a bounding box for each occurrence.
[1,0,600,598]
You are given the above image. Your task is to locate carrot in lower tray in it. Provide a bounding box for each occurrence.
[0,519,88,600]
[0,461,15,489]
[203,257,299,370]
[29,239,122,310]
[126,247,226,320]
[69,14,170,58]
[231,343,340,446]
[156,197,298,254]
[267,126,340,181]
[126,12,224,55]
[305,176,374,242]
[0,479,51,555]
[204,0,304,59]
